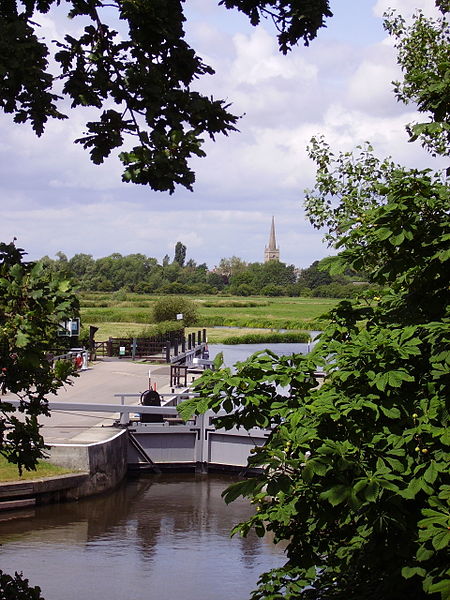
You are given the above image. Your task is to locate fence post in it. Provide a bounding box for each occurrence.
[182,337,186,353]
[107,338,112,357]
[197,330,201,345]
[202,328,207,343]
[120,410,129,426]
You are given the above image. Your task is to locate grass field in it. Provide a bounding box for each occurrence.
[79,293,338,341]
[0,456,75,482]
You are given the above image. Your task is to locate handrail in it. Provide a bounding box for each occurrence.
[113,392,197,408]
[5,399,179,426]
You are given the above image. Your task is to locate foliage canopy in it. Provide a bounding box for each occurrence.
[0,0,332,193]
[0,241,79,472]
[180,4,450,599]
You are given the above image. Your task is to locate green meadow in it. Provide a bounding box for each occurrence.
[79,293,337,342]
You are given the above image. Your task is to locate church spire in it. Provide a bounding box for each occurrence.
[264,216,280,262]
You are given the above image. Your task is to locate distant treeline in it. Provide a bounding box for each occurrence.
[40,249,372,298]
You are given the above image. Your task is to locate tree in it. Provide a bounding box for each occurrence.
[179,5,450,599]
[0,0,332,193]
[257,260,297,288]
[297,260,333,288]
[181,165,450,600]
[215,256,248,282]
[0,243,77,600]
[0,241,79,472]
[152,295,198,327]
[385,7,450,157]
[174,242,187,267]
[162,254,170,267]
[67,253,96,281]
[0,570,45,600]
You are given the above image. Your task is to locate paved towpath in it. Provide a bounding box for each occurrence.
[6,359,179,445]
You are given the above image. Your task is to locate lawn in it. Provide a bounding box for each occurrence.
[0,456,75,482]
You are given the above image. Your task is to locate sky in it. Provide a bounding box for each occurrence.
[0,0,445,270]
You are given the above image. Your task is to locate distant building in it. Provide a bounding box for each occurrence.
[264,216,280,262]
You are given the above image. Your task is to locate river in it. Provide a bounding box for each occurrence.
[0,343,307,599]
[208,336,319,368]
[0,474,286,600]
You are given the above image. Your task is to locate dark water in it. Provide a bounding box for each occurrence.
[0,474,285,600]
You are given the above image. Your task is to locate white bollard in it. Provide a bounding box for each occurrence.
[81,351,89,371]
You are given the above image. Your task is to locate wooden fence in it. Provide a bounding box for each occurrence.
[93,329,207,362]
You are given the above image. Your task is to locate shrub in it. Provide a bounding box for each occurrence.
[222,332,311,344]
[152,296,198,326]
[261,284,286,296]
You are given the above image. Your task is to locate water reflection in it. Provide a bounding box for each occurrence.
[0,474,285,600]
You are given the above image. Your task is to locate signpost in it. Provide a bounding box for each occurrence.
[58,317,80,337]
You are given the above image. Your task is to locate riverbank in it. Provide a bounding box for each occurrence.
[0,456,74,483]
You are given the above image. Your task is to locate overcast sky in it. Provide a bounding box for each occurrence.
[0,0,445,269]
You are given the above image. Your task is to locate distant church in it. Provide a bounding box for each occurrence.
[264,216,280,262]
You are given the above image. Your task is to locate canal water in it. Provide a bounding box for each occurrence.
[0,343,309,598]
[0,474,286,600]
[208,338,318,368]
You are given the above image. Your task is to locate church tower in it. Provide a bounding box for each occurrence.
[264,216,280,262]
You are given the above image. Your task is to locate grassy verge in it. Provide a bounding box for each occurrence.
[86,322,153,339]
[186,326,303,344]
[0,456,75,482]
[221,331,311,344]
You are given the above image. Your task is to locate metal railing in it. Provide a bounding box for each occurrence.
[6,395,270,469]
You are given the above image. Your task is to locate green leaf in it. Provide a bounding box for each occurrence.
[222,478,262,504]
[320,484,350,506]
[15,330,30,348]
[416,546,434,562]
[423,462,438,484]
[364,479,380,502]
[390,231,405,245]
[380,405,401,419]
[402,566,426,579]
[432,530,450,551]
[302,458,329,481]
[213,352,224,370]
[428,579,450,598]
[403,477,422,499]
[376,227,393,240]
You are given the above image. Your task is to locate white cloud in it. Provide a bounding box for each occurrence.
[346,47,402,115]
[0,0,446,271]
[373,0,442,19]
[231,29,317,86]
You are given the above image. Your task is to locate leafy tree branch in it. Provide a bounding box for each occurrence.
[0,241,79,473]
[0,0,332,192]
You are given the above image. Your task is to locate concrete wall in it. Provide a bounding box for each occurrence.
[47,429,128,500]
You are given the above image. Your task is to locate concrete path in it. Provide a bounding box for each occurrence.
[6,360,177,445]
